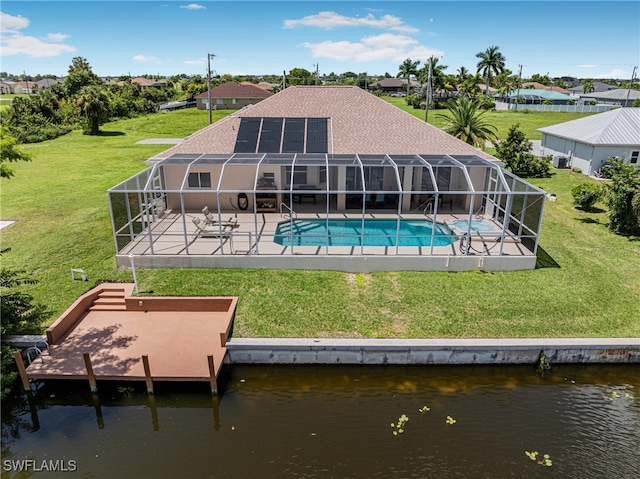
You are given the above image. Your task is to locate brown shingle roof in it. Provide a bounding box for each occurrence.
[154,86,496,161]
[196,81,273,100]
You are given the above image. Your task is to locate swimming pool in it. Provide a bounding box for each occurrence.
[450,218,501,233]
[274,218,456,247]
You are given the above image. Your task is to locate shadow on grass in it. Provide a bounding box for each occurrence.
[535,245,560,269]
[95,131,125,137]
[576,217,603,225]
[574,206,606,214]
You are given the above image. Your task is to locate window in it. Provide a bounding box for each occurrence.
[285,166,308,186]
[232,99,238,105]
[319,166,327,184]
[188,172,211,188]
[216,98,224,105]
[631,151,639,165]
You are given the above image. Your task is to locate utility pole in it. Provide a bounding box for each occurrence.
[425,60,433,123]
[515,64,523,111]
[207,53,216,125]
[626,65,638,106]
[314,63,319,85]
[283,70,286,90]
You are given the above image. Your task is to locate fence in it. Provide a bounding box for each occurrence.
[494,102,618,113]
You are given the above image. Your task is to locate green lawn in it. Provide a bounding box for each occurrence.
[1,107,638,338]
[383,96,597,140]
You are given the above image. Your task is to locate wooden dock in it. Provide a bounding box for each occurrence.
[17,284,237,394]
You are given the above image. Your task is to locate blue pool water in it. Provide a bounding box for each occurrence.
[450,219,500,232]
[274,218,456,247]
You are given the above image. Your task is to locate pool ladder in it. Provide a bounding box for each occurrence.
[280,202,297,220]
[423,202,433,220]
[25,339,50,365]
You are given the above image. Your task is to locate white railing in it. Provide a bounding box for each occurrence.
[279,202,297,219]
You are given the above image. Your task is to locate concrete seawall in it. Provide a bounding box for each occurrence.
[226,338,640,365]
[6,336,639,365]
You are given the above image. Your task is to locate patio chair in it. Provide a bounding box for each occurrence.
[202,207,239,228]
[192,217,232,237]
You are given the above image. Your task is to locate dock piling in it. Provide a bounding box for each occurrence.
[83,353,98,393]
[13,350,31,391]
[207,355,217,394]
[142,355,154,395]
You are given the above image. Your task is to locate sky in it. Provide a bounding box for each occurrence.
[1,1,639,80]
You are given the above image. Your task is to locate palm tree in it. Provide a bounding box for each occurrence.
[76,86,111,135]
[436,97,498,149]
[456,66,470,84]
[582,79,595,94]
[476,45,506,97]
[459,73,483,97]
[418,56,448,98]
[398,58,420,97]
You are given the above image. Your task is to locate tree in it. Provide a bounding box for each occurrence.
[287,68,314,86]
[582,79,595,94]
[457,66,470,84]
[418,57,449,99]
[65,56,102,97]
[1,249,49,398]
[458,73,482,97]
[76,86,111,135]
[397,58,420,97]
[436,97,498,149]
[602,157,640,234]
[476,46,506,97]
[495,124,551,178]
[0,127,32,178]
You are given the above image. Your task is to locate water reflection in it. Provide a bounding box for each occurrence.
[1,364,638,478]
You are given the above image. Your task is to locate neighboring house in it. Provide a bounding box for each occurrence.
[117,77,167,90]
[568,81,618,94]
[36,78,60,89]
[241,81,277,92]
[108,86,547,272]
[195,81,273,110]
[9,81,37,94]
[0,81,15,94]
[522,82,570,95]
[501,88,574,105]
[538,108,640,175]
[579,89,640,107]
[370,78,418,94]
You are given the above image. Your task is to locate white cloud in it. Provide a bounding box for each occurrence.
[180,4,206,10]
[133,54,159,62]
[1,32,76,57]
[0,12,76,57]
[0,12,30,32]
[301,33,444,63]
[579,64,597,68]
[46,33,69,42]
[184,58,205,65]
[284,11,418,34]
[593,68,626,79]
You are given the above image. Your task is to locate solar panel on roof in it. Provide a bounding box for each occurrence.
[234,118,261,153]
[306,118,328,153]
[257,118,283,153]
[282,118,305,153]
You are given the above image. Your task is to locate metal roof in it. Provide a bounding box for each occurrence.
[537,108,640,146]
[503,88,573,100]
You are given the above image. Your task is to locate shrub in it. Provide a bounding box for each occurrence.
[571,167,582,173]
[571,182,602,210]
[602,157,640,234]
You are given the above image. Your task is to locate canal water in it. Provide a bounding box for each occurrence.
[2,364,638,478]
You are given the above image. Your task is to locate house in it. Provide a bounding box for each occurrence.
[116,77,166,90]
[578,89,640,107]
[370,78,418,94]
[109,86,546,272]
[537,108,640,175]
[241,81,277,92]
[568,81,618,94]
[0,81,15,94]
[522,82,570,95]
[196,82,273,110]
[36,78,60,89]
[501,88,574,105]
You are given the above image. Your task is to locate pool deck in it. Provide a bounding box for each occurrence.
[21,284,237,386]
[117,211,535,272]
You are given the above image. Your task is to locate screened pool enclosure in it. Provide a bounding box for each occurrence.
[108,153,547,272]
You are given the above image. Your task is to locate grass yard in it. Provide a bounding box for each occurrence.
[383,96,597,140]
[1,107,638,339]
